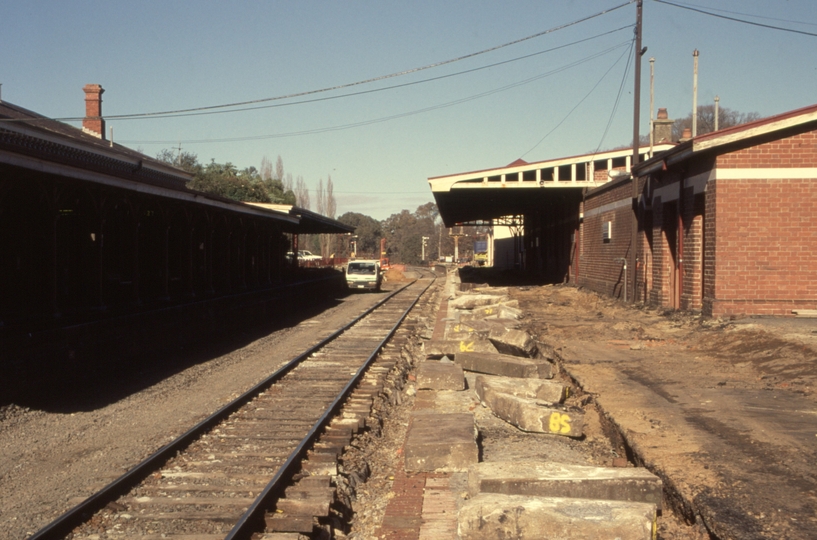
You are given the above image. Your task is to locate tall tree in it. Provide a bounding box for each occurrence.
[313,177,338,257]
[275,155,284,182]
[672,104,761,140]
[295,175,310,209]
[260,155,273,181]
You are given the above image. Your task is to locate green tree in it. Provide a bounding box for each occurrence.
[338,212,381,258]
[381,203,441,265]
[156,149,201,175]
[157,149,295,204]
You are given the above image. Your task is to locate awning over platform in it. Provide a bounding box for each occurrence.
[428,145,673,227]
[248,204,355,235]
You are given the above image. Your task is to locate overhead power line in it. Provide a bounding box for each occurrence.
[520,37,634,159]
[653,0,817,37]
[0,1,634,124]
[109,24,632,122]
[125,41,632,145]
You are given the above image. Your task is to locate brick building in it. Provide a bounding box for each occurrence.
[579,103,817,317]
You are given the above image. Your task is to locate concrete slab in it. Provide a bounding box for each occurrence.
[459,305,523,321]
[416,361,465,391]
[458,494,656,540]
[456,351,554,379]
[404,412,478,472]
[476,376,584,437]
[425,339,498,358]
[474,374,566,402]
[487,327,537,357]
[464,286,510,295]
[468,461,663,509]
[449,294,510,310]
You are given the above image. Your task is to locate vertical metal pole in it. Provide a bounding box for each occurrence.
[649,57,655,158]
[714,95,720,131]
[630,0,643,303]
[692,49,699,137]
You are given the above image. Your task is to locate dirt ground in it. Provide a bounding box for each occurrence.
[510,283,817,540]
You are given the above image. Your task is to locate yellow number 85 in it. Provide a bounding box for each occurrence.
[549,412,571,434]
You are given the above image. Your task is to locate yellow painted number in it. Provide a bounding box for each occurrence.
[453,324,461,333]
[548,412,572,434]
[459,341,475,352]
[483,308,493,315]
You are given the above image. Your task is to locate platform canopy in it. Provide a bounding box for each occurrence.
[428,145,673,227]
[0,100,307,228]
[248,204,355,235]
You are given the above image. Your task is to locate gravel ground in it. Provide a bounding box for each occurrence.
[0,290,385,540]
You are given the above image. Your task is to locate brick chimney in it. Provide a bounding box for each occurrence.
[82,84,105,139]
[653,107,674,144]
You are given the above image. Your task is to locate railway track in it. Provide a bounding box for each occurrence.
[31,269,439,540]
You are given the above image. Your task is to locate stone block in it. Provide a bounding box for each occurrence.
[460,305,523,321]
[404,412,478,472]
[425,339,498,359]
[476,376,584,437]
[469,286,509,295]
[456,351,554,379]
[449,294,510,310]
[444,322,480,341]
[416,361,465,391]
[467,461,663,509]
[475,374,566,402]
[458,494,656,540]
[487,327,537,357]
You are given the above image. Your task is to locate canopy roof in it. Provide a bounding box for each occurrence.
[428,144,673,226]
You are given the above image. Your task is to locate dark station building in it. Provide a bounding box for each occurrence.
[0,85,352,400]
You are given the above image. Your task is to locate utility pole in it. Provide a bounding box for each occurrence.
[649,57,655,158]
[692,49,699,137]
[630,0,644,303]
[714,95,720,131]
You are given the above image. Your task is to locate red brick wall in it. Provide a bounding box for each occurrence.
[702,179,718,315]
[703,132,817,316]
[717,131,817,168]
[579,179,635,298]
[707,176,817,316]
[680,192,705,311]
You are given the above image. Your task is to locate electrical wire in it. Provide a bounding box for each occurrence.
[653,0,817,37]
[519,38,634,159]
[0,1,634,124]
[655,0,817,27]
[102,24,632,123]
[593,38,635,155]
[124,41,632,145]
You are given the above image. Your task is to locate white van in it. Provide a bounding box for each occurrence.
[345,259,382,291]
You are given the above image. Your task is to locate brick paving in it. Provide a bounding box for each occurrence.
[375,287,459,539]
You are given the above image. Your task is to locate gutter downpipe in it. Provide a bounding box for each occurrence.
[616,258,628,302]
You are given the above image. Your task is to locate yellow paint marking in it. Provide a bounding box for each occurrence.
[548,412,572,435]
[459,341,475,352]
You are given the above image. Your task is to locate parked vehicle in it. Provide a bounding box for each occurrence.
[298,250,322,261]
[345,259,382,291]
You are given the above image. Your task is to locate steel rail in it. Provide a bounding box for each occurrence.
[226,273,435,539]
[28,278,422,540]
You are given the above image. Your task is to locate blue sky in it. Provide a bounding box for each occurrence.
[3,1,816,220]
